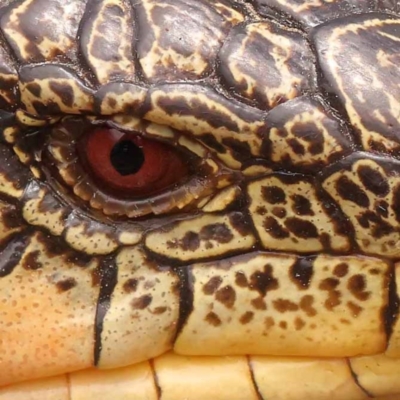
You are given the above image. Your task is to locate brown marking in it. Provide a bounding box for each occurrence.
[333,263,349,278]
[290,257,314,289]
[235,271,248,287]
[205,311,222,327]
[279,321,288,330]
[256,206,267,216]
[131,295,153,310]
[369,268,380,276]
[200,223,234,244]
[273,298,299,313]
[49,82,75,108]
[319,277,340,291]
[358,166,390,197]
[319,277,342,310]
[347,301,363,318]
[26,82,42,97]
[348,274,370,301]
[240,311,254,324]
[262,186,286,204]
[291,194,314,216]
[181,231,201,251]
[249,263,279,296]
[22,251,42,270]
[287,138,305,155]
[264,316,275,329]
[285,218,319,239]
[203,276,223,295]
[123,278,138,293]
[336,176,370,208]
[272,206,286,218]
[56,277,77,292]
[300,295,317,317]
[215,285,236,309]
[251,297,267,310]
[153,306,167,315]
[295,317,306,330]
[229,212,253,237]
[263,216,290,239]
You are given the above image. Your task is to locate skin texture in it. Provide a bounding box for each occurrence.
[1,0,400,398]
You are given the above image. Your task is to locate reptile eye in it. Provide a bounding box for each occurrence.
[45,118,225,218]
[81,128,189,197]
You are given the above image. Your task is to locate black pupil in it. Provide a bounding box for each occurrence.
[110,140,145,176]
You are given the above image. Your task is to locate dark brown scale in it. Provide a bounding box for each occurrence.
[290,257,314,290]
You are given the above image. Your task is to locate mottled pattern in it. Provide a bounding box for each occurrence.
[135,0,244,82]
[0,0,87,63]
[322,154,400,258]
[143,84,265,168]
[97,247,180,368]
[0,43,17,109]
[253,0,375,28]
[80,0,135,84]
[19,65,95,114]
[145,212,255,262]
[0,231,99,386]
[313,14,400,155]
[248,174,350,252]
[1,0,400,397]
[219,21,316,109]
[263,96,353,170]
[175,253,388,356]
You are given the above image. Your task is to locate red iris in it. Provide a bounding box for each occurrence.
[82,128,189,196]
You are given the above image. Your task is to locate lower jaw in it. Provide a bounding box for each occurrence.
[1,351,400,400]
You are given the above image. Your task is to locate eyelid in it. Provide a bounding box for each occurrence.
[44,117,234,218]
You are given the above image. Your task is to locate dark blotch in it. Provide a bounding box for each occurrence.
[49,82,75,108]
[240,311,254,324]
[319,278,341,310]
[200,223,233,244]
[26,82,42,97]
[336,176,370,208]
[131,294,152,310]
[153,306,167,314]
[205,311,222,326]
[123,278,139,293]
[285,218,318,238]
[263,217,290,238]
[235,271,248,287]
[262,185,286,204]
[215,285,236,309]
[333,263,349,278]
[273,298,299,313]
[181,231,201,252]
[203,276,223,295]
[287,138,305,155]
[249,263,279,296]
[251,297,267,310]
[291,194,314,216]
[348,274,370,301]
[347,301,363,317]
[56,277,77,292]
[229,212,252,237]
[22,250,42,270]
[299,295,317,317]
[357,166,389,197]
[290,257,314,289]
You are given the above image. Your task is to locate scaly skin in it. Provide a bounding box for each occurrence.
[1,0,400,398]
